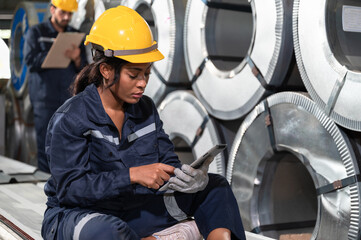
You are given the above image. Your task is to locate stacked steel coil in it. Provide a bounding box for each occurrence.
[146,0,361,239]
[121,0,190,105]
[293,0,361,132]
[157,90,226,176]
[183,0,300,120]
[10,2,48,97]
[6,0,361,239]
[7,2,48,165]
[226,92,361,239]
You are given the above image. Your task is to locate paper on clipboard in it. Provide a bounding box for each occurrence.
[41,32,85,69]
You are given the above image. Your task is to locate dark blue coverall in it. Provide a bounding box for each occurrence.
[23,18,87,173]
[42,84,246,240]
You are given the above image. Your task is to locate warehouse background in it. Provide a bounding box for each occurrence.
[0,0,361,239]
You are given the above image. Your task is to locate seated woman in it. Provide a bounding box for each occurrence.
[41,5,246,240]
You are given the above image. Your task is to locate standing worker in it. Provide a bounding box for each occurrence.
[24,0,87,173]
[41,5,246,240]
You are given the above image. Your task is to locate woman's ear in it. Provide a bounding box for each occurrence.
[99,63,113,82]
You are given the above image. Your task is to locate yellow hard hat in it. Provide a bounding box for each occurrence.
[51,0,78,12]
[84,6,164,63]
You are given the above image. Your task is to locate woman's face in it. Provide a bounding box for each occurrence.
[110,62,152,105]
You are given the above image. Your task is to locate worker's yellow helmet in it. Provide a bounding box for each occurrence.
[84,6,164,63]
[51,0,78,12]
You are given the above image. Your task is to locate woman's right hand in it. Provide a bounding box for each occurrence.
[129,163,175,189]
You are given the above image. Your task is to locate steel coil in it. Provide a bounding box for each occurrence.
[9,1,48,97]
[184,0,295,120]
[122,0,190,106]
[5,17,37,165]
[4,82,23,164]
[69,0,105,32]
[293,0,361,131]
[227,92,361,239]
[158,90,226,176]
[4,79,37,166]
[8,1,41,166]
[100,0,124,9]
[19,93,37,166]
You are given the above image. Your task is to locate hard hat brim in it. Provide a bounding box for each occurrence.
[115,49,165,63]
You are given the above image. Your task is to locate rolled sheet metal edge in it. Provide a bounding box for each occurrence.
[227,91,360,239]
[183,0,294,120]
[158,90,226,176]
[292,0,361,131]
[123,0,189,106]
[9,1,48,97]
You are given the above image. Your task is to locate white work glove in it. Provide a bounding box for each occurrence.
[167,164,209,193]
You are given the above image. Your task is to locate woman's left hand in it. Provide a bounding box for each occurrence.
[167,164,209,193]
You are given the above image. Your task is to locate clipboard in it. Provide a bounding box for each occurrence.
[158,144,227,191]
[41,32,85,69]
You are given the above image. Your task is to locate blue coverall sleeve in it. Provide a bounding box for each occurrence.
[47,112,133,207]
[24,27,48,72]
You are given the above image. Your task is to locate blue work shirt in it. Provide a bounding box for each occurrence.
[44,84,181,215]
[24,18,87,107]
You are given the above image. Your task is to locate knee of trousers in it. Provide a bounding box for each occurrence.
[201,174,237,206]
[74,213,139,240]
[207,173,231,190]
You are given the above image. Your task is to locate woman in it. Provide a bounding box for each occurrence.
[41,6,246,240]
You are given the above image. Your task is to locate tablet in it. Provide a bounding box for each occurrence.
[158,144,227,191]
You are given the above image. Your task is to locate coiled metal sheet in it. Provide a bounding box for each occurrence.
[184,0,295,120]
[9,1,48,97]
[6,9,37,164]
[158,90,226,176]
[4,81,37,166]
[20,93,37,166]
[293,0,361,131]
[122,0,190,106]
[7,3,39,165]
[4,82,23,164]
[69,0,105,32]
[227,92,361,239]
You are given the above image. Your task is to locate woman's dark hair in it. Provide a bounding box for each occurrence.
[71,47,128,95]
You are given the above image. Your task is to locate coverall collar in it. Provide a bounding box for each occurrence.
[83,84,144,125]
